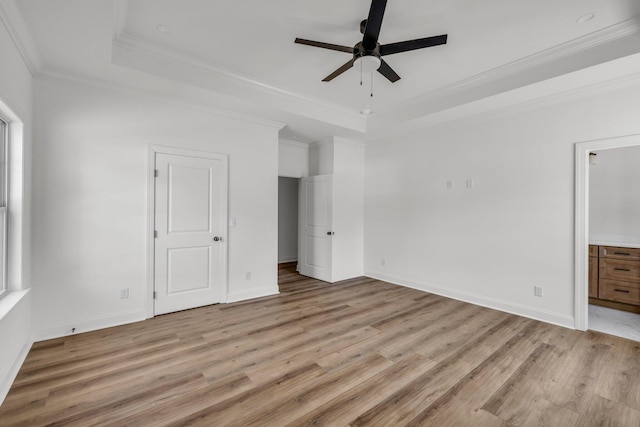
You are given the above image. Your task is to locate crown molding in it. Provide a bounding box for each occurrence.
[279,139,309,149]
[0,0,42,76]
[112,32,367,133]
[367,58,640,145]
[333,136,365,148]
[37,66,286,131]
[371,16,640,132]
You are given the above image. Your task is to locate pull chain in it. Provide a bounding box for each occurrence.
[370,72,374,97]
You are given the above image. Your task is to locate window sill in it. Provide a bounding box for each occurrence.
[0,289,29,322]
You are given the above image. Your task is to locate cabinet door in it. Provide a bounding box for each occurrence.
[589,255,599,298]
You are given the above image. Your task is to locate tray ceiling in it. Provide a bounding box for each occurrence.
[10,0,640,140]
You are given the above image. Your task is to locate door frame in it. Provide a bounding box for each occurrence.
[147,145,229,318]
[574,133,640,331]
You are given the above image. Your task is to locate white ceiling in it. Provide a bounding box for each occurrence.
[9,0,640,141]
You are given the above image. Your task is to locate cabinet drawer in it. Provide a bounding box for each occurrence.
[599,258,640,282]
[589,245,598,257]
[599,246,640,260]
[599,279,640,305]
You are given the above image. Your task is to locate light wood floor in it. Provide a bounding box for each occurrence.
[2,264,640,426]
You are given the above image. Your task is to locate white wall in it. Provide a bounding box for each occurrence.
[278,139,308,178]
[332,138,364,281]
[309,139,334,175]
[31,76,281,340]
[278,177,298,263]
[590,145,640,237]
[365,77,640,328]
[0,17,33,403]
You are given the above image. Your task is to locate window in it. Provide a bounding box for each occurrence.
[0,117,6,297]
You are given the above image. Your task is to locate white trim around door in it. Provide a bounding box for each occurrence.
[147,145,229,318]
[574,133,640,331]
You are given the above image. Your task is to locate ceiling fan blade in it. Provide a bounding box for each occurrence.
[322,59,355,81]
[362,0,387,50]
[377,59,400,83]
[295,38,354,53]
[380,34,447,56]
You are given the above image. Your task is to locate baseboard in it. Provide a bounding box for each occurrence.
[33,308,147,342]
[278,256,298,263]
[226,286,279,303]
[0,340,31,405]
[365,270,575,329]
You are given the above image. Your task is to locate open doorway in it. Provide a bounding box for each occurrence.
[278,176,301,292]
[575,134,640,339]
[587,145,640,340]
[278,176,300,265]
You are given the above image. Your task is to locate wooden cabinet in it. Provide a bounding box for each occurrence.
[590,245,640,312]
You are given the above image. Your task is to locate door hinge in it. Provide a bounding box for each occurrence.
[154,230,158,238]
[154,169,159,178]
[153,291,157,299]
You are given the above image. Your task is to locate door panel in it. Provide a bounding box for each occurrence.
[154,152,226,315]
[168,165,212,233]
[167,246,210,293]
[299,175,333,282]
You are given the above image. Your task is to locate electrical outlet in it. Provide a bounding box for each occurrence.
[446,180,453,190]
[466,179,474,189]
[120,288,129,299]
[246,272,251,280]
[381,259,386,267]
[534,286,543,297]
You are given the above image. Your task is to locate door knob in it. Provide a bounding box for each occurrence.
[213,236,221,242]
[326,231,335,236]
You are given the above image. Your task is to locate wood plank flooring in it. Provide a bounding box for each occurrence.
[2,263,640,426]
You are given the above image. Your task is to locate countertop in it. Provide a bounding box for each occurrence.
[590,233,640,249]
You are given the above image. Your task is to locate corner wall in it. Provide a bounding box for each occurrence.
[0,14,33,403]
[31,76,281,340]
[364,76,640,328]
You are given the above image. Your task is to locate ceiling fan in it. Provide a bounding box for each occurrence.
[295,0,448,83]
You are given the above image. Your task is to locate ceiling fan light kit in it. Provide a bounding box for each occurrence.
[295,0,448,83]
[354,55,381,73]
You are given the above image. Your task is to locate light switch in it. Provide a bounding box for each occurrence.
[230,218,237,227]
[466,179,473,189]
[446,180,453,190]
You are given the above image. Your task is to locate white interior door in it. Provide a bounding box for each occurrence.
[299,175,333,282]
[154,152,227,315]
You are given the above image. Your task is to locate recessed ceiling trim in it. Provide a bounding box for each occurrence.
[370,15,640,131]
[38,65,287,131]
[0,0,42,76]
[367,54,640,144]
[112,32,367,133]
